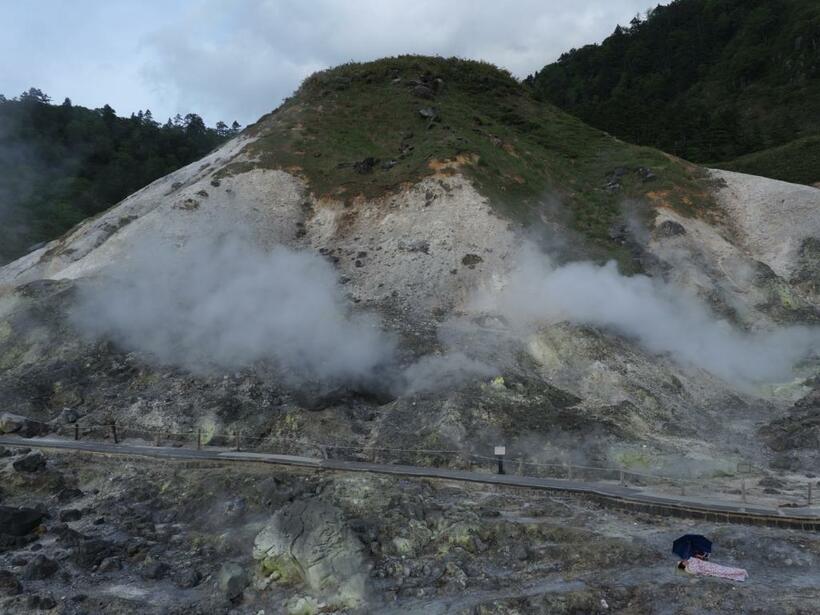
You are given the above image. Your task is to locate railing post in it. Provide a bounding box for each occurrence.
[235,431,241,452]
[154,431,160,447]
[197,429,202,450]
[111,421,118,444]
[619,469,624,486]
[567,464,572,480]
[742,479,747,504]
[809,482,813,507]
[74,423,79,441]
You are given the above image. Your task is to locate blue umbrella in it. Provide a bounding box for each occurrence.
[673,534,712,560]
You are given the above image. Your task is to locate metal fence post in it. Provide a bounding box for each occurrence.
[111,422,118,444]
[742,479,747,504]
[74,424,79,441]
[196,429,202,450]
[235,431,241,452]
[567,464,572,480]
[809,482,813,507]
[619,469,624,486]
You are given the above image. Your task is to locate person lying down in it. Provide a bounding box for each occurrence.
[678,556,749,582]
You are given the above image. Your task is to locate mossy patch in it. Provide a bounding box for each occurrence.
[260,554,303,585]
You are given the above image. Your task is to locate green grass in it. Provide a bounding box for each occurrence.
[715,135,820,186]
[220,56,718,263]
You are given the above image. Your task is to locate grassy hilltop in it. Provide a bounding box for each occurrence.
[220,56,717,261]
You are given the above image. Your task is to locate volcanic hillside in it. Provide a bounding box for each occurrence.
[1,56,819,478]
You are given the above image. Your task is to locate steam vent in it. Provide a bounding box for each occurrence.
[1,56,819,613]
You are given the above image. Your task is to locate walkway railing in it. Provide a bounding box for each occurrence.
[49,420,816,511]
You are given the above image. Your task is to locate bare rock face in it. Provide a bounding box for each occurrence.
[0,413,48,438]
[253,499,369,608]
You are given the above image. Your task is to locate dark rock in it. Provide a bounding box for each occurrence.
[770,453,801,471]
[26,594,57,610]
[637,166,657,182]
[92,517,105,525]
[399,240,430,254]
[142,560,170,580]
[0,569,21,595]
[55,407,80,424]
[53,525,85,546]
[12,451,47,473]
[353,157,377,174]
[0,506,45,537]
[175,568,202,589]
[70,539,117,569]
[210,178,221,187]
[22,555,58,580]
[461,254,483,269]
[57,487,84,503]
[381,159,398,170]
[412,84,435,99]
[0,446,11,458]
[59,509,82,522]
[654,220,686,238]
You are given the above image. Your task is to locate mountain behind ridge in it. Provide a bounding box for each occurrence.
[527,0,820,185]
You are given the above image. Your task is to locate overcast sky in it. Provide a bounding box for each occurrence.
[2,1,657,126]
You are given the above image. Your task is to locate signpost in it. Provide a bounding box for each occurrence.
[494,446,506,475]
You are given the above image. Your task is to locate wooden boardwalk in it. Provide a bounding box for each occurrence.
[1,435,818,531]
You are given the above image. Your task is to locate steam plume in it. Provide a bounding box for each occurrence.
[472,246,820,384]
[72,234,396,384]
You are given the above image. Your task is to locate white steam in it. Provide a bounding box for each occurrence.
[473,247,820,384]
[72,235,395,383]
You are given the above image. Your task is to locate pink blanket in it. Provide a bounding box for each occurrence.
[684,557,748,582]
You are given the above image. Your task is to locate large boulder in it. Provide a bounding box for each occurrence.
[12,451,46,473]
[22,555,59,580]
[0,413,48,438]
[253,499,369,608]
[218,562,247,600]
[0,506,45,537]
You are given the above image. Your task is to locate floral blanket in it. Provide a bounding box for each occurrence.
[685,557,748,582]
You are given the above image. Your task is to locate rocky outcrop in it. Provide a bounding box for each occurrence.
[253,499,369,608]
[0,413,48,438]
[0,506,45,537]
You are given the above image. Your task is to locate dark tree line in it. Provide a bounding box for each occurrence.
[0,88,240,263]
[526,0,820,164]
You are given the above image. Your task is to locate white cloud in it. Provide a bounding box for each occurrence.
[2,1,655,125]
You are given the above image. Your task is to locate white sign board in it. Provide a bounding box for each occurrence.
[494,446,506,456]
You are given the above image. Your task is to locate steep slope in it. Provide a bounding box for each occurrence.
[0,56,818,483]
[527,0,820,180]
